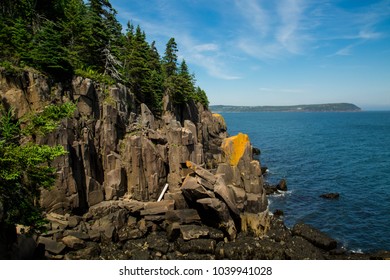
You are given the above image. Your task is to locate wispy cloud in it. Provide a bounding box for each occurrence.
[276,0,306,54]
[233,0,311,60]
[233,0,390,60]
[259,87,305,94]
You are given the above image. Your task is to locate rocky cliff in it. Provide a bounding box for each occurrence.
[3,70,389,260]
[0,70,270,259]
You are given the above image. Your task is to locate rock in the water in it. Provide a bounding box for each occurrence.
[320,193,340,199]
[277,179,287,192]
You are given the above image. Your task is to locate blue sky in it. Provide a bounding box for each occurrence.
[110,0,390,110]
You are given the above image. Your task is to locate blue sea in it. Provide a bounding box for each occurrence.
[221,111,390,253]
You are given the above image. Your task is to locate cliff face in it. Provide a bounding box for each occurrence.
[0,70,269,255]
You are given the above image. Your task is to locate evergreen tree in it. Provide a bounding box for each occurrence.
[61,0,88,69]
[84,0,123,75]
[195,86,209,108]
[162,38,178,78]
[28,20,73,79]
[179,59,195,95]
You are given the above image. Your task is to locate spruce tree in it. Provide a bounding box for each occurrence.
[29,20,73,79]
[163,38,178,78]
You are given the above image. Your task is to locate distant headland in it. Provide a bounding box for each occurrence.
[210,103,362,112]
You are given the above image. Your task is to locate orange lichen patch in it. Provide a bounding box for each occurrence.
[186,160,196,170]
[212,113,226,127]
[221,133,250,166]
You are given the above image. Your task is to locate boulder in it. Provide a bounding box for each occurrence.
[146,232,170,254]
[277,179,288,192]
[180,225,210,240]
[64,230,90,240]
[140,200,174,216]
[292,223,337,251]
[185,161,216,184]
[62,235,86,250]
[213,176,239,215]
[181,175,215,202]
[64,243,101,260]
[285,236,325,260]
[196,197,237,240]
[165,209,201,224]
[37,237,66,255]
[166,222,181,241]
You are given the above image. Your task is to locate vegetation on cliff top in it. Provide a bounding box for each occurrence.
[0,0,209,113]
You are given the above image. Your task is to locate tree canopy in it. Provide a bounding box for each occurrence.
[0,0,209,112]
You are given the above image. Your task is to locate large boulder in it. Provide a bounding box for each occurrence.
[292,223,338,251]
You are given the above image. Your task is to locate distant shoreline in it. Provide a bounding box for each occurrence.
[210,103,362,113]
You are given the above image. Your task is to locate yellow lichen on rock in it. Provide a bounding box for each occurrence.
[221,133,250,166]
[240,212,270,237]
[212,113,226,128]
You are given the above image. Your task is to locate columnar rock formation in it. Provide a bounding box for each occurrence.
[0,70,270,258]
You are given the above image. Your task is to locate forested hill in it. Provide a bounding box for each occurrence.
[0,0,208,114]
[210,103,362,112]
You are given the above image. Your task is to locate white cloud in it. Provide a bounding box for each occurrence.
[192,44,220,52]
[259,87,305,94]
[276,0,306,53]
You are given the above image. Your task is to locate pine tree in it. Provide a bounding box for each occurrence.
[84,0,123,76]
[195,86,209,108]
[61,0,88,69]
[28,20,73,79]
[162,38,178,78]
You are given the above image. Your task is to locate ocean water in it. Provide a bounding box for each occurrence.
[221,111,390,252]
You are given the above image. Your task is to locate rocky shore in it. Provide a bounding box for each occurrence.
[1,70,389,260]
[4,196,390,260]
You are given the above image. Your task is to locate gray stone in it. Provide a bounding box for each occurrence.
[147,232,170,253]
[165,209,201,224]
[213,176,239,215]
[140,103,155,129]
[196,197,237,240]
[140,200,174,216]
[68,216,81,228]
[117,227,145,241]
[292,223,337,251]
[180,225,210,240]
[166,222,181,241]
[64,230,90,240]
[64,243,101,260]
[181,175,215,202]
[38,237,66,255]
[163,191,188,209]
[62,235,86,250]
[185,161,216,184]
